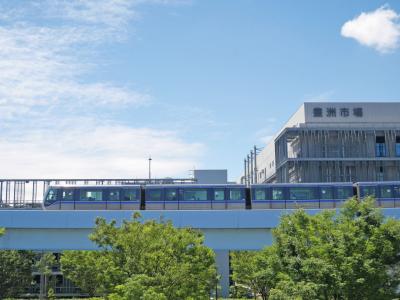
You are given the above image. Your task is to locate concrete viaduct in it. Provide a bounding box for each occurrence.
[1,209,400,297]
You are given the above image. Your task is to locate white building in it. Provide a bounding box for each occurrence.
[242,102,400,183]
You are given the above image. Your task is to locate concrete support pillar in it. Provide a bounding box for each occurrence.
[215,250,230,298]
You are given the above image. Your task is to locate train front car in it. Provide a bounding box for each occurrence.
[43,185,141,210]
[356,182,400,208]
[250,183,354,209]
[144,184,247,210]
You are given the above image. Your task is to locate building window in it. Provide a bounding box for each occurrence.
[353,107,363,117]
[375,136,386,157]
[313,107,323,117]
[340,108,349,117]
[396,136,400,157]
[377,166,384,181]
[326,107,336,117]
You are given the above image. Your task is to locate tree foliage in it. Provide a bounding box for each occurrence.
[36,252,57,299]
[231,197,400,300]
[231,247,280,300]
[61,213,217,299]
[0,250,35,299]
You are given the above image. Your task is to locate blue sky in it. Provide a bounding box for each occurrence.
[0,0,399,180]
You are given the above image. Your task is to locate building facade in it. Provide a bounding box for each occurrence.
[243,102,400,184]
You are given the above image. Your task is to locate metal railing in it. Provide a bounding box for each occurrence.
[0,178,196,209]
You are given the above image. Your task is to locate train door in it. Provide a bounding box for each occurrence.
[180,187,211,210]
[60,188,75,210]
[393,185,400,208]
[271,186,286,209]
[105,188,121,210]
[77,188,106,210]
[227,187,246,210]
[379,185,394,208]
[146,188,164,210]
[120,188,141,210]
[319,186,335,209]
[164,188,179,210]
[212,187,226,210]
[251,187,269,209]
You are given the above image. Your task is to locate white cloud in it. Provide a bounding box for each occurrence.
[341,6,400,53]
[0,120,204,178]
[0,5,149,119]
[0,1,202,178]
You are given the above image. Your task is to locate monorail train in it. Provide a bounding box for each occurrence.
[43,182,400,210]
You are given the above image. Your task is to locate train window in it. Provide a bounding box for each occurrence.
[394,186,400,198]
[165,189,178,201]
[45,189,57,203]
[272,188,284,200]
[289,187,316,200]
[123,189,139,201]
[254,188,266,200]
[61,190,73,201]
[229,189,244,201]
[336,187,353,199]
[380,186,393,198]
[80,190,102,201]
[109,190,120,201]
[184,189,208,201]
[320,187,333,199]
[361,186,377,198]
[146,189,162,201]
[214,189,225,201]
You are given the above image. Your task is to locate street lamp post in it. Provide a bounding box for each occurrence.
[148,156,152,181]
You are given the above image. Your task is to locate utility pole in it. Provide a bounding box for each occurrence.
[244,159,248,185]
[247,154,251,185]
[254,145,258,184]
[148,156,152,181]
[250,150,254,184]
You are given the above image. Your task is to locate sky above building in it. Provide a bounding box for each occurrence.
[0,0,399,180]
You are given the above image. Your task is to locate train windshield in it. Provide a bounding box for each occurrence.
[45,188,57,205]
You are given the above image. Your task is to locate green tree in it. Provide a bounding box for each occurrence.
[0,227,4,236]
[61,213,217,299]
[231,247,280,300]
[0,250,35,299]
[267,197,400,300]
[36,252,57,299]
[333,197,400,299]
[61,250,124,296]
